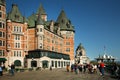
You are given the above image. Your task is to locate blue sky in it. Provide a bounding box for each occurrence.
[6,0,120,60]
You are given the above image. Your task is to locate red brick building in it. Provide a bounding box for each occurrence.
[1,1,75,68]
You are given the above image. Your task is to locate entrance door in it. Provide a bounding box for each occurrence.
[42,60,48,68]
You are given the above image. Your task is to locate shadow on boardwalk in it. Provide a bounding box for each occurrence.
[0,68,117,80]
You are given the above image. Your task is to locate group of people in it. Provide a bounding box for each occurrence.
[66,63,98,74]
[0,63,15,76]
[66,60,120,78]
[66,61,106,76]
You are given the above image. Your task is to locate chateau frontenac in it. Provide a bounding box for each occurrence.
[0,0,75,68]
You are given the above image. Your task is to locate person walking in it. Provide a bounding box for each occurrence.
[0,65,3,76]
[8,65,11,75]
[99,60,105,76]
[112,63,119,77]
[11,63,15,76]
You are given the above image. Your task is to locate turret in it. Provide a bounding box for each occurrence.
[36,4,47,21]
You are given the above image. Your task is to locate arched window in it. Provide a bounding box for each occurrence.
[14,60,21,66]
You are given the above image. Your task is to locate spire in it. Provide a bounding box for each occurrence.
[37,4,46,15]
[76,43,85,51]
[56,9,67,23]
[7,4,24,23]
[36,12,43,25]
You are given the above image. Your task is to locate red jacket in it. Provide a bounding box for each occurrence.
[100,62,105,68]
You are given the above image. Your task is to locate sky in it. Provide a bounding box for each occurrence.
[6,0,120,60]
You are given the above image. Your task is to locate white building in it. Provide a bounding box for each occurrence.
[75,43,90,64]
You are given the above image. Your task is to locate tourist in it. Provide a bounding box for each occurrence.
[66,64,70,72]
[93,64,97,73]
[83,64,87,73]
[112,63,119,77]
[0,65,3,76]
[11,63,15,76]
[99,60,105,76]
[8,65,11,74]
[74,63,78,74]
[50,65,52,71]
[71,64,74,72]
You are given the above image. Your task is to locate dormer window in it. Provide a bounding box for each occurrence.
[61,19,65,24]
[15,14,19,20]
[66,22,70,28]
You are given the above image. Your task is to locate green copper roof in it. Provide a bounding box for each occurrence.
[36,4,46,15]
[36,12,44,25]
[0,0,5,6]
[76,43,85,51]
[28,13,37,27]
[56,10,75,32]
[7,4,24,23]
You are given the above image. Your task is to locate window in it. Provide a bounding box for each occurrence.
[0,50,2,56]
[0,6,1,10]
[51,61,54,67]
[66,42,70,45]
[15,42,20,48]
[14,26,22,32]
[39,36,42,40]
[40,43,42,48]
[0,22,2,28]
[14,51,16,56]
[3,41,5,46]
[0,12,2,18]
[0,50,4,56]
[40,28,42,32]
[66,48,70,52]
[0,40,2,46]
[19,51,21,57]
[3,32,5,37]
[58,61,60,67]
[14,51,21,57]
[2,23,4,28]
[0,31,2,37]
[15,35,20,40]
[0,32,5,38]
[52,47,54,51]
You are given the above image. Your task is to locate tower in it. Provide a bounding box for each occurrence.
[75,43,90,64]
[56,10,75,60]
[6,4,28,66]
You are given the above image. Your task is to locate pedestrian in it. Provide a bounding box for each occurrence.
[11,63,15,76]
[8,65,11,74]
[66,64,70,72]
[50,65,52,71]
[74,63,78,74]
[112,63,119,77]
[0,65,3,76]
[83,64,87,73]
[93,64,97,73]
[99,60,105,76]
[71,64,74,72]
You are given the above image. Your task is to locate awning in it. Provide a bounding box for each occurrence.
[0,58,7,62]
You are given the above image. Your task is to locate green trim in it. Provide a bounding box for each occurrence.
[0,58,7,62]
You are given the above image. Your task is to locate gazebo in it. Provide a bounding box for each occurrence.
[95,54,116,62]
